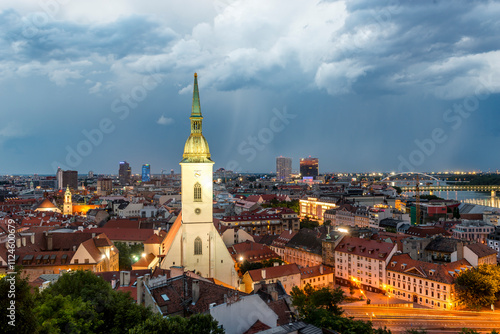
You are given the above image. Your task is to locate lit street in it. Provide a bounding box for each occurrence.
[344,306,500,333]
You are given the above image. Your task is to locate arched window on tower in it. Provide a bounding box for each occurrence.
[194,237,202,255]
[194,182,202,202]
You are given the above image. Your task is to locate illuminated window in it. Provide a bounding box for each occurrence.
[194,182,202,202]
[194,237,202,255]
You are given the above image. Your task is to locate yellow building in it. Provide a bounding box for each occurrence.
[299,197,337,222]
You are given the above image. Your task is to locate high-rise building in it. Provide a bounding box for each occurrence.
[56,167,63,190]
[142,164,151,182]
[97,178,113,195]
[160,73,238,288]
[119,161,131,185]
[300,157,319,177]
[57,169,78,190]
[276,156,292,181]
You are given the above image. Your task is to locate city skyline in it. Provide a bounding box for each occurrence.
[1,1,499,175]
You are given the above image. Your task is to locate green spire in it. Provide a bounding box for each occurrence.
[191,73,202,117]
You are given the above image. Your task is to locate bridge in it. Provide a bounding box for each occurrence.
[400,184,500,193]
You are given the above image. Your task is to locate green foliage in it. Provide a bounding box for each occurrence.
[458,329,480,334]
[454,174,500,185]
[290,284,392,334]
[455,264,500,310]
[419,194,443,201]
[300,218,319,230]
[38,270,152,334]
[261,258,284,267]
[0,270,38,334]
[452,207,460,219]
[239,260,263,274]
[35,294,102,333]
[115,241,144,270]
[129,313,224,334]
[393,186,403,194]
[404,329,427,334]
[263,199,300,213]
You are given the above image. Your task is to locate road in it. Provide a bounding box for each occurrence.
[343,305,500,333]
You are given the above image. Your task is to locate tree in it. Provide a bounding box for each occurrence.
[300,218,319,230]
[455,265,500,310]
[452,207,460,219]
[0,270,38,334]
[35,294,101,334]
[404,329,427,334]
[291,284,392,333]
[39,270,152,334]
[129,313,224,334]
[115,241,144,270]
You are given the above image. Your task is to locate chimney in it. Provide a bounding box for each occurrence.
[136,276,144,305]
[47,233,53,251]
[121,271,130,286]
[192,280,200,304]
[261,269,266,280]
[320,265,324,275]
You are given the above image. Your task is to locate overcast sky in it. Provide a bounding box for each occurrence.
[1,0,499,175]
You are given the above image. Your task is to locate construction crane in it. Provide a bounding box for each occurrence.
[415,174,420,225]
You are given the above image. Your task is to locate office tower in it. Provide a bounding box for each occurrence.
[56,167,63,190]
[300,157,319,177]
[142,164,151,182]
[119,161,131,185]
[57,170,78,190]
[276,156,292,181]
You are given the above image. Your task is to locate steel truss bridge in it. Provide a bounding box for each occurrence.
[400,184,500,192]
[378,172,499,193]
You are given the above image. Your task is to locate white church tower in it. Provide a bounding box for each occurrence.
[160,73,238,288]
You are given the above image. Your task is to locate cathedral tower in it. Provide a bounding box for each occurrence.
[160,74,238,288]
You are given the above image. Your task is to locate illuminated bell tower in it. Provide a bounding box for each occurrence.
[63,186,73,215]
[180,72,214,223]
[160,73,238,288]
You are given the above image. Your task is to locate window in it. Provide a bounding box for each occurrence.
[194,182,202,202]
[194,237,202,255]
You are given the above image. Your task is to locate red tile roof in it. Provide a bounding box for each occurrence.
[335,236,396,261]
[465,243,497,258]
[387,253,472,284]
[247,263,300,281]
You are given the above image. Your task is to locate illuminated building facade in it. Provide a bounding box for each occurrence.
[300,157,318,177]
[160,73,238,288]
[119,161,131,185]
[386,254,471,310]
[299,197,337,222]
[276,156,292,181]
[142,164,151,182]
